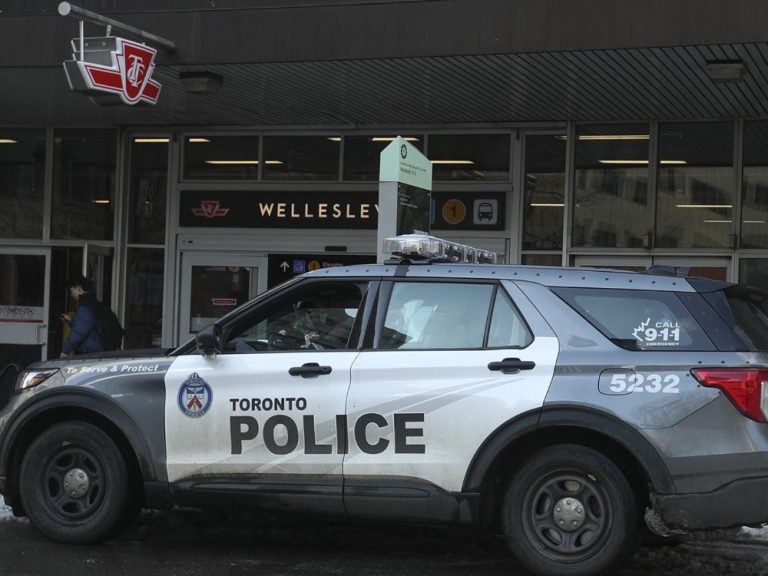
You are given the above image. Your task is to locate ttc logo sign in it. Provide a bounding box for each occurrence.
[64,37,161,106]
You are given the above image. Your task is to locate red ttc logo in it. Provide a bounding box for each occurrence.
[73,38,161,105]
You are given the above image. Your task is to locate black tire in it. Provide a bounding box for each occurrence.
[19,421,131,544]
[502,445,640,576]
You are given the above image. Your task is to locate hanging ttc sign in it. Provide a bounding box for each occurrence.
[63,36,161,106]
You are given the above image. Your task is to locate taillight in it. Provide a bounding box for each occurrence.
[691,368,768,423]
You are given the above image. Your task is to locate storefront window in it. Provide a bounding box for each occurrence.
[428,134,510,181]
[573,124,650,248]
[129,137,169,245]
[0,129,45,239]
[740,259,768,293]
[0,253,47,367]
[656,121,734,249]
[343,135,423,181]
[523,134,565,250]
[742,120,768,249]
[263,135,340,180]
[521,254,562,266]
[125,248,164,349]
[183,134,260,180]
[52,129,116,241]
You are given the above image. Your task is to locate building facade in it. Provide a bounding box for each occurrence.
[2,0,768,365]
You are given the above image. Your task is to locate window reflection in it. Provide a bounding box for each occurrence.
[740,259,768,293]
[742,120,768,248]
[0,129,45,239]
[656,122,734,249]
[523,134,565,250]
[573,124,650,248]
[184,135,260,180]
[0,255,45,307]
[52,129,116,241]
[428,134,510,181]
[129,138,168,245]
[263,136,340,180]
[521,254,562,266]
[125,248,164,348]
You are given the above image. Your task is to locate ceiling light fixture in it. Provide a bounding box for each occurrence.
[205,160,283,165]
[431,160,475,165]
[530,203,565,207]
[706,59,746,83]
[134,137,169,143]
[581,134,649,141]
[371,136,420,142]
[560,134,649,141]
[676,204,733,209]
[0,139,18,144]
[188,137,211,143]
[179,71,224,94]
[598,160,687,165]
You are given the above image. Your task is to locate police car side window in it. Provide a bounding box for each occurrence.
[378,282,493,350]
[227,282,367,352]
[554,287,715,351]
[487,290,533,348]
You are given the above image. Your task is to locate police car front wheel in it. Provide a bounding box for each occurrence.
[502,445,640,576]
[19,420,132,544]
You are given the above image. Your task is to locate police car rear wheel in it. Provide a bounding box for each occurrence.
[503,445,639,576]
[19,421,130,544]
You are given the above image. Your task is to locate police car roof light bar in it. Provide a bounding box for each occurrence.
[383,234,497,265]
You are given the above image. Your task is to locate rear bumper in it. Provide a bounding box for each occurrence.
[658,475,768,530]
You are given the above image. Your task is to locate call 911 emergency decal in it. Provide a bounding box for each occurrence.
[633,317,681,348]
[178,372,213,417]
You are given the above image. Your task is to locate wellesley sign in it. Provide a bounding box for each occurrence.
[180,190,379,229]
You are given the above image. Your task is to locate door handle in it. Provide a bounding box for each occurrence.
[487,357,536,374]
[288,362,333,378]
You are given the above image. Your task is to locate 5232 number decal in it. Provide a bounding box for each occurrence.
[607,373,680,394]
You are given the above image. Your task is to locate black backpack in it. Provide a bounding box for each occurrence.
[98,305,126,351]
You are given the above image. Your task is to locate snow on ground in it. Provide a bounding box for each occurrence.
[0,495,14,521]
[740,525,768,540]
[2,491,768,543]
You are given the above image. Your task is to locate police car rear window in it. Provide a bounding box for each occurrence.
[554,288,716,351]
[702,286,768,352]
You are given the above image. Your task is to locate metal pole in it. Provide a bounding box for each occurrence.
[58,2,176,52]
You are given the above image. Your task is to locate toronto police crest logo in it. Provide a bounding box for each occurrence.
[178,372,213,418]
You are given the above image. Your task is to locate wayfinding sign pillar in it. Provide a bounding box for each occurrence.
[377,137,433,263]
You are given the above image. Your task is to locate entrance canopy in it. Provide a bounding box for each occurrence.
[0,0,767,127]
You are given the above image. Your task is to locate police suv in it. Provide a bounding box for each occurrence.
[3,234,768,576]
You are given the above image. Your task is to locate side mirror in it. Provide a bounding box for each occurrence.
[196,324,222,358]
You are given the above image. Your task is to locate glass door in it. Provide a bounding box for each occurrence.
[82,244,114,305]
[0,248,51,367]
[178,252,267,343]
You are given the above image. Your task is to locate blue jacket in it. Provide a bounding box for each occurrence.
[61,292,103,355]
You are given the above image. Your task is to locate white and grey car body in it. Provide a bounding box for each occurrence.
[2,262,768,567]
